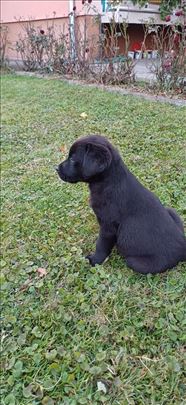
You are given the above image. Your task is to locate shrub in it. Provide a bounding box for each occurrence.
[147,24,185,93]
[0,25,9,68]
[15,5,135,85]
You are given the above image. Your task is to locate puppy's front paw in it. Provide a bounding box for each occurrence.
[85,254,97,267]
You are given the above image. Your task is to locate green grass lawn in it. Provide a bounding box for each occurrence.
[1,74,186,405]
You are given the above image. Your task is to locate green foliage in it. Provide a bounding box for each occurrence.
[158,0,184,19]
[1,74,186,404]
[110,0,183,18]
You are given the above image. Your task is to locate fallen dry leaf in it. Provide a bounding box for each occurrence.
[59,144,67,154]
[80,112,88,118]
[37,268,47,277]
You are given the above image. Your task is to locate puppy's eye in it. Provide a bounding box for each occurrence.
[70,157,79,166]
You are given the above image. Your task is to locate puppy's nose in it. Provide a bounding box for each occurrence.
[55,166,59,173]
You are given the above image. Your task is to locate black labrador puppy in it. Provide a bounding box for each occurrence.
[56,135,186,274]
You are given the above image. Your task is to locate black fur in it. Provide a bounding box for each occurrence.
[57,135,186,274]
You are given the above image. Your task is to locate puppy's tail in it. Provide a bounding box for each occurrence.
[167,207,185,234]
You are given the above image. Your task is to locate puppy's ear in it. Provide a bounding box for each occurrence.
[82,143,112,179]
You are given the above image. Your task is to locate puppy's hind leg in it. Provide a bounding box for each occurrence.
[86,229,116,266]
[167,207,185,234]
[126,255,165,275]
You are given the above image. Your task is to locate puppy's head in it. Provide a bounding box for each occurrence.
[57,135,112,183]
